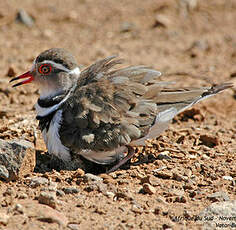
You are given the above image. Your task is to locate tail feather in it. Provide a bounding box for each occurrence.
[154,82,233,114]
[132,82,233,146]
[201,82,233,97]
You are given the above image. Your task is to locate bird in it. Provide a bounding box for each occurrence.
[10,48,233,173]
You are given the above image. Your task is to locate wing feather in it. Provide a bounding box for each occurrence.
[58,56,232,164]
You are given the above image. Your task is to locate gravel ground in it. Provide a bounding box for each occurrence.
[0,0,235,229]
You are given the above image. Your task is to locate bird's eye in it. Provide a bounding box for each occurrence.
[38,64,52,75]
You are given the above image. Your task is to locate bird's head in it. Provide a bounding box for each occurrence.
[10,48,80,98]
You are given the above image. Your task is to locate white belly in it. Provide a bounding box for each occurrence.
[41,109,71,162]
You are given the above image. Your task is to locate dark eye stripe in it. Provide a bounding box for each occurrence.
[38,64,52,75]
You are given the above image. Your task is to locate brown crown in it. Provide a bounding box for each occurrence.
[35,48,78,70]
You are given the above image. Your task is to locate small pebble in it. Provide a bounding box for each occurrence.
[56,190,65,197]
[73,168,85,178]
[83,173,103,182]
[62,187,79,194]
[28,177,48,188]
[154,171,172,179]
[14,203,24,214]
[152,15,170,28]
[157,151,172,160]
[172,172,188,182]
[201,154,210,160]
[143,183,156,195]
[105,191,115,199]
[114,190,133,201]
[140,175,160,186]
[156,196,168,204]
[84,181,107,193]
[17,192,28,199]
[222,176,233,181]
[131,204,143,214]
[99,174,116,184]
[68,223,80,230]
[189,154,197,159]
[15,9,34,27]
[38,192,57,209]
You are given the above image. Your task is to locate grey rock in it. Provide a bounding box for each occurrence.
[0,139,35,181]
[28,176,49,188]
[40,181,57,192]
[83,173,103,182]
[56,190,65,197]
[0,165,9,180]
[207,191,230,202]
[157,152,172,160]
[17,192,28,199]
[84,181,107,193]
[15,9,34,27]
[62,187,79,194]
[199,200,236,230]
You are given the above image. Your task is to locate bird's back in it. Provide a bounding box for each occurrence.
[58,56,232,164]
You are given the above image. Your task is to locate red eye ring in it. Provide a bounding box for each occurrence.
[38,64,52,75]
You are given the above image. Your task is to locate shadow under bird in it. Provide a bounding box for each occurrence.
[10,48,233,172]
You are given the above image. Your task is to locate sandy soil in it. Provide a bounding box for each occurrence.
[0,0,235,229]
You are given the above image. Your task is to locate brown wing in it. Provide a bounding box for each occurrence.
[59,57,233,164]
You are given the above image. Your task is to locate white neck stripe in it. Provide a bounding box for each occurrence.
[69,67,80,75]
[32,60,80,76]
[35,84,77,117]
[41,60,71,72]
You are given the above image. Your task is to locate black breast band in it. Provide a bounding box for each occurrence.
[36,93,65,131]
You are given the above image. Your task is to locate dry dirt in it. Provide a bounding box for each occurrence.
[0,0,236,229]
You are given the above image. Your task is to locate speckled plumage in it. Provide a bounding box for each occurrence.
[10,48,233,171]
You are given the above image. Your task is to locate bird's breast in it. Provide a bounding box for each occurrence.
[35,102,71,161]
